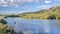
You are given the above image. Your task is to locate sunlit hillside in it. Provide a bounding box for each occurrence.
[18,6,60,20]
[0,15,14,34]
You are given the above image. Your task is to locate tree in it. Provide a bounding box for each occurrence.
[48,15,56,19]
[58,18,60,19]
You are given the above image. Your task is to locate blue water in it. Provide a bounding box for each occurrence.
[4,17,60,34]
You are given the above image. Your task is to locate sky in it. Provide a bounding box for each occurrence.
[0,0,60,14]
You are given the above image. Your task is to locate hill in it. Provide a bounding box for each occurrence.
[18,6,60,20]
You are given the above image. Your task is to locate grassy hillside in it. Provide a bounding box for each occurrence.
[18,6,60,20]
[0,15,22,34]
[0,15,14,34]
[0,23,13,34]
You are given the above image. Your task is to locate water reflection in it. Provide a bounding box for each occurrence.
[4,18,60,34]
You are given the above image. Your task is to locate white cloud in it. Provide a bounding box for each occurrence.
[16,0,39,2]
[26,0,33,2]
[0,0,40,7]
[10,0,15,3]
[2,1,8,5]
[2,5,8,7]
[44,0,51,4]
[15,5,19,7]
[57,0,60,1]
[0,0,4,2]
[37,5,52,9]
[0,2,8,7]
[0,11,20,14]
[34,0,39,3]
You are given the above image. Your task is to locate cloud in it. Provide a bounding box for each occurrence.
[15,5,19,7]
[16,0,39,2]
[0,0,40,7]
[10,0,15,2]
[57,0,60,1]
[34,0,39,3]
[44,0,51,4]
[0,11,22,14]
[0,0,4,2]
[0,0,8,7]
[36,5,52,9]
[0,4,8,7]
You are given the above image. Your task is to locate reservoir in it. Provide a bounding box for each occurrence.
[4,17,60,34]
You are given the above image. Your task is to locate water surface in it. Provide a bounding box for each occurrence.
[4,17,60,34]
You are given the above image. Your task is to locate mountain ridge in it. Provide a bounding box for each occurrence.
[18,6,60,19]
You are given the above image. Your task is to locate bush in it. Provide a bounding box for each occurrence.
[0,19,7,24]
[48,15,56,19]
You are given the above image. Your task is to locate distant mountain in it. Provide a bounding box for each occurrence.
[18,6,60,19]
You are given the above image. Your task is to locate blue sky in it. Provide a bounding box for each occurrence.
[0,0,60,14]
